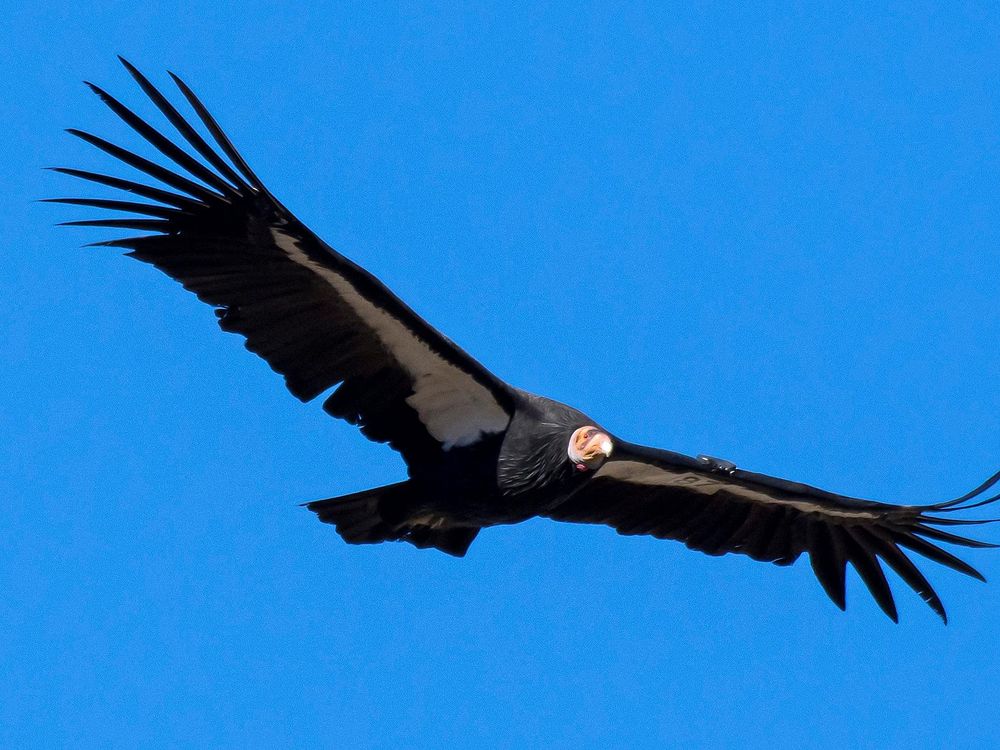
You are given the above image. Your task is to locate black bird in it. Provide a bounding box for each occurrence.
[53,59,999,623]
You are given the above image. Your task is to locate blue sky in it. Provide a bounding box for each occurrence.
[4,2,1000,747]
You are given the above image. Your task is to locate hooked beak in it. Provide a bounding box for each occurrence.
[569,426,613,471]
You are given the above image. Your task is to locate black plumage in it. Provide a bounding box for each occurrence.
[54,59,1000,622]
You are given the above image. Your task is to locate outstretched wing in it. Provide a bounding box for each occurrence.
[545,440,1000,622]
[50,58,514,467]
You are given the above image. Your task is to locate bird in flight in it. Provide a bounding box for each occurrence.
[53,59,999,623]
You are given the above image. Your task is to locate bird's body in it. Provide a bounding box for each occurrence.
[311,390,602,555]
[55,58,1000,622]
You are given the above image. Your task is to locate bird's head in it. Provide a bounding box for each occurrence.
[568,425,613,472]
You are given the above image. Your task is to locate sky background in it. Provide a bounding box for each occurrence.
[3,2,1000,748]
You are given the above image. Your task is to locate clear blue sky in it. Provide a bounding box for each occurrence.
[4,2,1000,748]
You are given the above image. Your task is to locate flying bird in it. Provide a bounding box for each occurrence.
[53,59,999,623]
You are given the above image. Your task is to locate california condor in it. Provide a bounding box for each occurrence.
[52,59,1000,622]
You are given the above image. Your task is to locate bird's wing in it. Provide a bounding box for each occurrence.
[51,59,515,466]
[544,440,1000,622]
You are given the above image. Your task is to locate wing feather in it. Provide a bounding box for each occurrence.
[843,527,898,622]
[807,521,848,611]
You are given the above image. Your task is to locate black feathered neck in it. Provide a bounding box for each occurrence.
[497,391,599,501]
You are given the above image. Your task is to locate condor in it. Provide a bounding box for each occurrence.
[53,59,999,623]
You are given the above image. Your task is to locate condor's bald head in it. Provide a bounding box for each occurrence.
[568,425,613,472]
